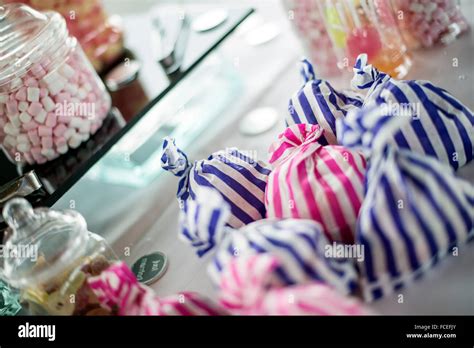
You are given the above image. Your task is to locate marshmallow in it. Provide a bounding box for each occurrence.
[80,133,90,142]
[59,63,75,79]
[69,117,82,129]
[15,87,27,102]
[64,83,78,96]
[4,123,20,136]
[16,134,28,144]
[41,136,53,149]
[23,121,38,131]
[38,125,52,137]
[24,78,38,87]
[30,147,42,156]
[78,119,91,134]
[53,124,68,137]
[27,102,43,117]
[54,136,67,147]
[45,114,57,128]
[68,134,83,149]
[34,109,47,124]
[63,128,76,140]
[19,112,32,124]
[4,135,17,148]
[27,87,40,102]
[56,92,71,103]
[27,130,40,146]
[1,45,111,163]
[57,145,68,154]
[18,101,29,112]
[10,115,21,129]
[41,148,56,159]
[6,100,18,115]
[39,88,48,98]
[41,96,56,112]
[17,142,31,153]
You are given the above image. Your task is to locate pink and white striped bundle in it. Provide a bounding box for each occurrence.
[219,254,370,315]
[88,262,226,316]
[265,124,366,244]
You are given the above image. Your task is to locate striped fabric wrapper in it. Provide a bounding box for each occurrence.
[357,147,474,301]
[348,54,474,170]
[161,137,271,228]
[287,59,364,145]
[265,124,366,243]
[180,187,358,295]
[219,254,370,315]
[88,262,227,315]
[351,53,391,97]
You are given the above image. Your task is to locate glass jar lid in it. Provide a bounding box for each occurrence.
[0,3,70,93]
[0,198,89,288]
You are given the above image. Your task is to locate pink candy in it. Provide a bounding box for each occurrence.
[284,0,340,77]
[38,125,52,137]
[219,254,370,315]
[0,47,110,165]
[88,262,227,316]
[395,0,469,47]
[265,124,366,243]
[53,123,67,137]
[27,102,43,116]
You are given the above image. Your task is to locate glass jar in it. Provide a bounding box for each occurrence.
[283,0,341,77]
[1,0,124,72]
[0,4,111,165]
[317,0,412,78]
[391,0,469,48]
[0,198,118,315]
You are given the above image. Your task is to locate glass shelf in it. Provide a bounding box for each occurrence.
[0,5,253,214]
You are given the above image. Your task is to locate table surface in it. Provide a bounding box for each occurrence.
[54,0,474,314]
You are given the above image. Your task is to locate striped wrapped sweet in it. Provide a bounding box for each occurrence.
[88,262,227,315]
[351,53,390,98]
[180,187,358,295]
[265,124,366,243]
[357,147,474,301]
[348,53,474,170]
[219,254,370,315]
[287,59,364,145]
[161,137,271,228]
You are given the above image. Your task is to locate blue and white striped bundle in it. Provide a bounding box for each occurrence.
[357,146,474,301]
[287,59,364,145]
[345,54,474,170]
[180,187,358,295]
[161,137,271,229]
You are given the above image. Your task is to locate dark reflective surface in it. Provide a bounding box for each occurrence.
[0,6,253,210]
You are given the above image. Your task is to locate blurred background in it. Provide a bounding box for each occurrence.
[0,0,473,315]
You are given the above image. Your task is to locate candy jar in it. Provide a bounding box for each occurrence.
[0,4,111,165]
[1,0,124,72]
[0,198,118,315]
[391,0,469,48]
[317,0,412,78]
[282,0,341,77]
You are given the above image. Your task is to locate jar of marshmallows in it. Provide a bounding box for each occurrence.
[0,198,118,315]
[0,3,111,165]
[2,0,124,72]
